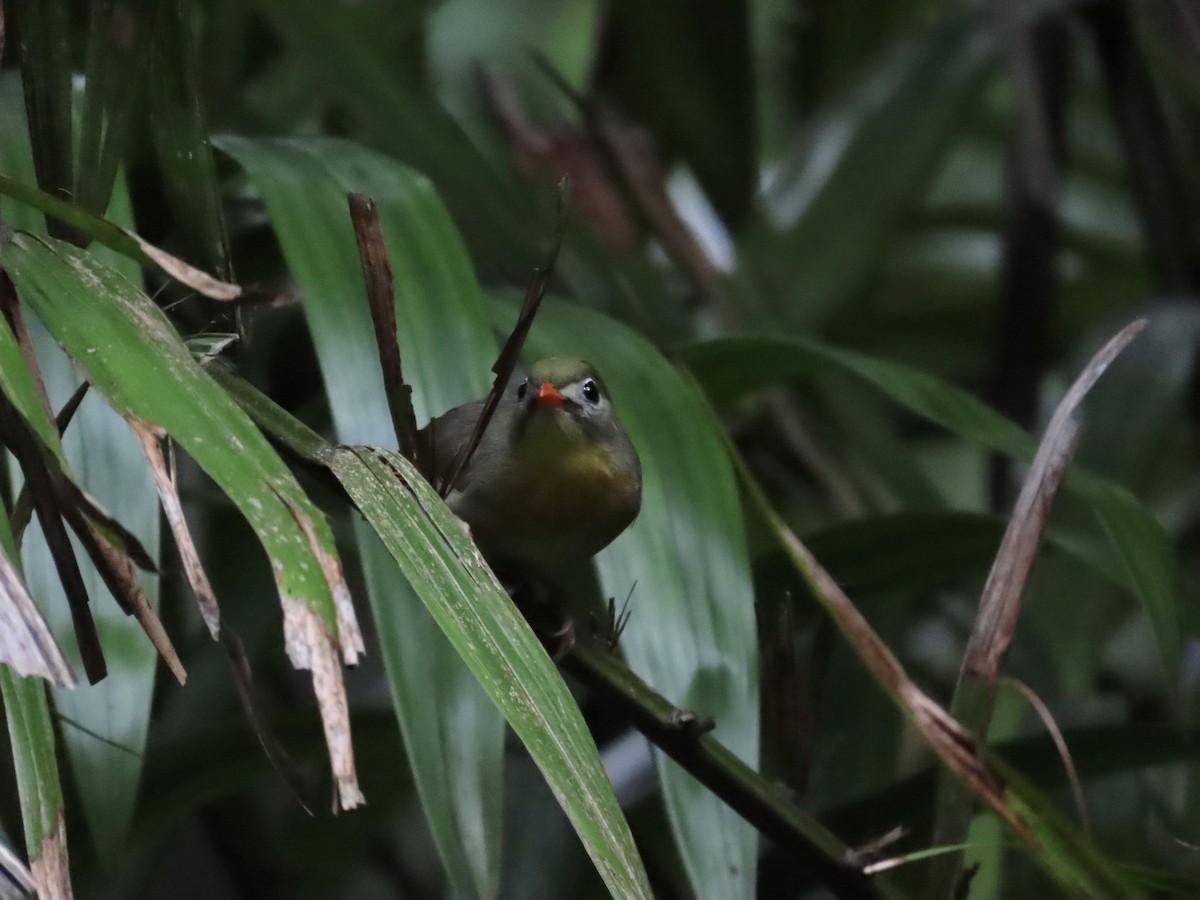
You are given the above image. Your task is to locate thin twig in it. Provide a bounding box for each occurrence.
[562,640,883,900]
[438,179,570,498]
[347,192,419,463]
[0,396,106,683]
[999,676,1090,834]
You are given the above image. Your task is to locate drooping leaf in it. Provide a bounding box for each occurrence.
[216,133,504,898]
[3,233,366,811]
[508,298,761,900]
[0,85,175,861]
[681,333,1183,675]
[328,445,655,900]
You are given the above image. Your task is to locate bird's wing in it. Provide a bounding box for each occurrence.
[421,399,487,489]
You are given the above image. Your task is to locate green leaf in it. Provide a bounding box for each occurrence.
[749,9,998,327]
[681,333,1183,674]
[254,0,540,281]
[3,233,366,810]
[328,446,654,900]
[0,72,161,859]
[597,0,756,225]
[0,511,71,898]
[11,0,74,215]
[23,318,162,863]
[216,134,505,898]
[802,510,1130,600]
[148,0,233,279]
[75,0,153,217]
[511,299,760,900]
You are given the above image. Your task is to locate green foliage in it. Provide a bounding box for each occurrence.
[0,1,1198,899]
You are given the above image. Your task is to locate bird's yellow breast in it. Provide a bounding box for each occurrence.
[480,443,640,563]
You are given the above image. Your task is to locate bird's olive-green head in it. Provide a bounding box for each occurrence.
[512,358,625,458]
[428,356,642,577]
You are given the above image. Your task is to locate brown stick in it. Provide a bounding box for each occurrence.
[347,192,419,463]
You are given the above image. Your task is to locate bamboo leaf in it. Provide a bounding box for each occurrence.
[0,86,173,861]
[216,134,505,897]
[512,299,761,900]
[3,233,366,811]
[681,333,1183,675]
[327,445,654,900]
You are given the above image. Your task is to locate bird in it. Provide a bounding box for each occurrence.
[421,357,642,609]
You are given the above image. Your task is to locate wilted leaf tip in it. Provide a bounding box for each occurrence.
[0,550,76,687]
[282,597,364,811]
[29,814,71,900]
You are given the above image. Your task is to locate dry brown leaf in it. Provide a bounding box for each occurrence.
[281,596,364,811]
[0,838,36,899]
[764,488,1040,847]
[28,815,70,900]
[74,522,186,686]
[272,489,364,810]
[0,543,75,687]
[962,319,1146,687]
[130,230,241,301]
[280,493,364,666]
[131,420,221,638]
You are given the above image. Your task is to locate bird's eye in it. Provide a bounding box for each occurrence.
[516,379,528,400]
[581,379,600,404]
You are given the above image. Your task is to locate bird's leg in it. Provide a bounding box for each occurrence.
[545,617,576,662]
[498,572,577,662]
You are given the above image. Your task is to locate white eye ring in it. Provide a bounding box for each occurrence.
[581,379,600,404]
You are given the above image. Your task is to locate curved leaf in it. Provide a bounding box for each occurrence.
[511,299,760,900]
[682,333,1183,674]
[0,75,161,861]
[3,233,366,811]
[216,134,505,898]
[329,446,654,900]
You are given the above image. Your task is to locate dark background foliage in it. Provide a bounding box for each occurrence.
[1,0,1199,898]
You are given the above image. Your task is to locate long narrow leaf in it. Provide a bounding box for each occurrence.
[0,510,71,900]
[682,333,1183,674]
[327,445,654,900]
[148,0,233,279]
[216,134,505,897]
[513,298,761,900]
[3,233,366,810]
[1,91,171,861]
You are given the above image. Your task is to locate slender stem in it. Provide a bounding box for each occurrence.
[562,641,890,900]
[213,367,898,900]
[347,192,419,463]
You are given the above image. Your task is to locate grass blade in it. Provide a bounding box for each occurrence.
[682,332,1183,675]
[327,445,654,900]
[514,299,761,900]
[3,233,366,810]
[216,134,506,897]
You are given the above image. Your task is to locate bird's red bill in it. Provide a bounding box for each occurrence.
[536,381,566,407]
